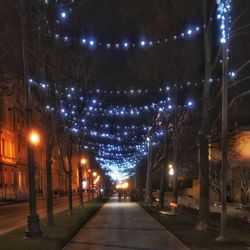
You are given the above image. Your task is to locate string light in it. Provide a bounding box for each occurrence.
[55,25,201,49]
[217,0,231,44]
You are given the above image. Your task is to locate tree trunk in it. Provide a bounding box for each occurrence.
[46,152,53,226]
[196,0,213,230]
[78,164,84,208]
[67,158,73,215]
[197,134,210,230]
[159,165,166,210]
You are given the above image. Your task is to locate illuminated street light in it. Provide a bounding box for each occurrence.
[29,130,40,146]
[169,168,174,176]
[80,158,87,165]
[116,181,129,189]
[82,180,88,189]
[168,164,174,176]
[20,0,42,237]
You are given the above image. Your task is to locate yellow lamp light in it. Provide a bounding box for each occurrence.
[29,131,40,146]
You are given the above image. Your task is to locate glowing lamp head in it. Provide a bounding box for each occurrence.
[168,164,174,176]
[82,180,88,189]
[80,158,87,165]
[89,40,95,46]
[169,168,174,176]
[123,182,129,189]
[93,171,97,177]
[29,131,40,146]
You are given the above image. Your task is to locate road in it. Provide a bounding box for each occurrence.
[64,197,190,250]
[0,193,91,235]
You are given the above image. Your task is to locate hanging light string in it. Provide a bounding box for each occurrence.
[34,0,232,180]
[54,25,202,49]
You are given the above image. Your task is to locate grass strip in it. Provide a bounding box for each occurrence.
[0,199,107,250]
[139,202,250,250]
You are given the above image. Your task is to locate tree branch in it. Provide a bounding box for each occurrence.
[230,7,248,30]
[213,90,250,125]
[229,76,250,89]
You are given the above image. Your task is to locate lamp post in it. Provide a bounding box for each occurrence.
[78,157,86,208]
[173,82,178,205]
[20,0,42,238]
[26,130,43,237]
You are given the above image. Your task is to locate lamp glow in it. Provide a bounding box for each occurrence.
[29,131,40,146]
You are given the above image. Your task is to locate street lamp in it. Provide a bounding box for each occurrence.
[20,0,42,237]
[29,130,40,146]
[25,130,42,237]
[168,164,174,176]
[80,158,87,165]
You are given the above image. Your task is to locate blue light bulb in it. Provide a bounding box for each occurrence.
[61,12,66,19]
[140,41,146,46]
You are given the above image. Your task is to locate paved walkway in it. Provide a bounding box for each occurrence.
[64,197,190,250]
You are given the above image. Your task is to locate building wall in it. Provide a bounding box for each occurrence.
[185,129,250,203]
[0,78,98,201]
[0,78,47,200]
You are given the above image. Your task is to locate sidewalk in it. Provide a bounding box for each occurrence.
[64,197,190,250]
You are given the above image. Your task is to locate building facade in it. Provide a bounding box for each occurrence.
[0,78,88,201]
[183,127,250,204]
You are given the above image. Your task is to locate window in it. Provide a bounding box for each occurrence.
[7,108,12,128]
[18,171,23,190]
[11,141,14,158]
[2,139,5,156]
[18,142,21,153]
[0,167,2,186]
[17,117,20,130]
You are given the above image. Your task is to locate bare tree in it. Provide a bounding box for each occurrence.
[239,163,250,204]
[209,161,221,197]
